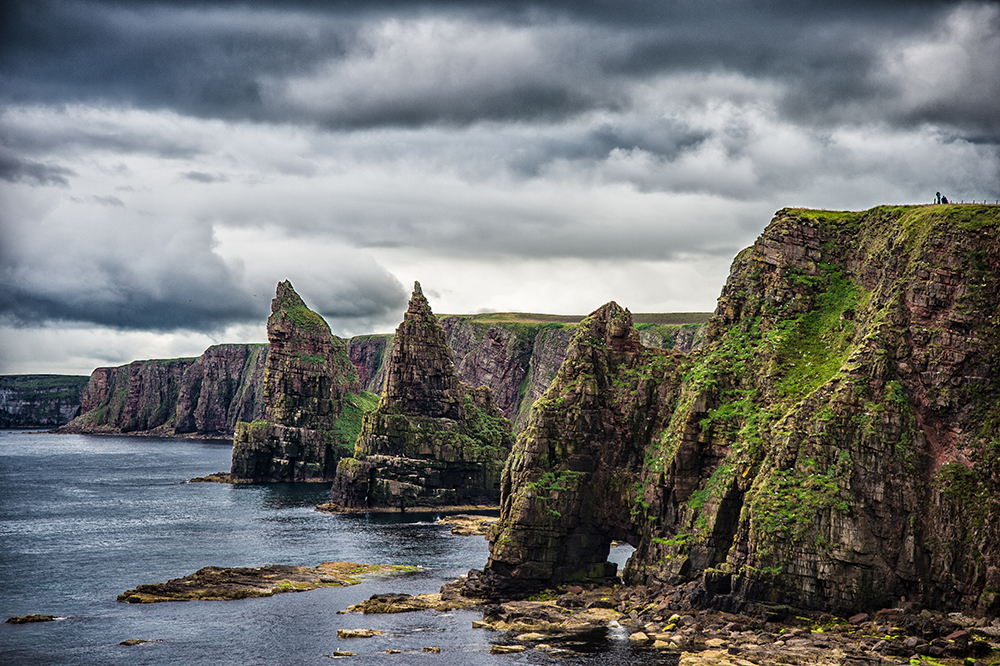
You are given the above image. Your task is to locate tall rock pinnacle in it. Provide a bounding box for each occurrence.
[326,281,514,510]
[380,281,462,419]
[230,280,361,482]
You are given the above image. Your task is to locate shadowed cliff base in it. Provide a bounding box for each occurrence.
[468,204,1000,620]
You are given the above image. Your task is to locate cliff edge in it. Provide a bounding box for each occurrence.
[473,204,1000,617]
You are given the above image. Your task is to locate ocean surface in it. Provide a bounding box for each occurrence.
[0,431,676,666]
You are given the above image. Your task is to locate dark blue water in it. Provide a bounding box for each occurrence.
[0,431,671,665]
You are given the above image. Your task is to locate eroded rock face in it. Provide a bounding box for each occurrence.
[476,205,1000,617]
[57,345,267,438]
[58,358,198,435]
[0,375,89,427]
[230,281,365,482]
[473,302,686,597]
[328,282,515,509]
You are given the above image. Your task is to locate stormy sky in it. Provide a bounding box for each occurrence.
[2,0,998,375]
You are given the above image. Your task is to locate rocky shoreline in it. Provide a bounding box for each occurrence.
[315,502,499,515]
[338,576,1000,665]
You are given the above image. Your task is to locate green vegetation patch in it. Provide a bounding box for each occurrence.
[772,269,863,400]
[0,375,90,401]
[281,304,330,332]
[749,454,852,545]
[330,392,380,453]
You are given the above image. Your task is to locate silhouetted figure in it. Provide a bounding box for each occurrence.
[936,192,941,204]
[941,195,949,204]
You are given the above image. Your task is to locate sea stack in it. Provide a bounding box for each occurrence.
[327,282,514,510]
[230,280,365,482]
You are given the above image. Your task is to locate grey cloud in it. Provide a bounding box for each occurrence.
[183,171,228,183]
[0,146,74,186]
[2,0,995,139]
[93,195,125,207]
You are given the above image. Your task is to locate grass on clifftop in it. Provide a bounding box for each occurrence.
[438,312,712,325]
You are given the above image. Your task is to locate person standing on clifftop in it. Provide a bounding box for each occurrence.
[936,192,941,204]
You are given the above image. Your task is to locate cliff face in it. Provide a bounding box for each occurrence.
[60,358,198,435]
[230,281,366,482]
[58,345,267,438]
[476,205,1000,617]
[328,282,515,509]
[173,344,268,436]
[53,315,704,440]
[348,335,392,394]
[440,319,574,432]
[0,375,89,427]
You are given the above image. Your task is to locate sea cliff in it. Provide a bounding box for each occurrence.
[59,315,707,439]
[0,375,89,427]
[472,204,1000,617]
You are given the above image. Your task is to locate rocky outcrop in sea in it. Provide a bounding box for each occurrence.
[229,281,369,482]
[325,282,515,510]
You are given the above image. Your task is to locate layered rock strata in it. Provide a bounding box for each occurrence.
[57,345,267,438]
[230,281,369,482]
[54,315,706,439]
[0,375,89,427]
[327,282,515,510]
[475,205,1000,617]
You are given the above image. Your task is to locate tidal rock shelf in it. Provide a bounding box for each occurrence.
[117,562,415,603]
[315,502,498,514]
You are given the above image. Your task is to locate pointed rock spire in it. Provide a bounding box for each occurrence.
[380,281,462,419]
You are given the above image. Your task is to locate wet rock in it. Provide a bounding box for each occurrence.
[188,472,232,483]
[118,562,413,603]
[422,646,441,653]
[119,639,157,646]
[346,592,477,614]
[435,514,498,536]
[328,651,356,657]
[490,644,526,654]
[337,629,384,639]
[5,614,56,624]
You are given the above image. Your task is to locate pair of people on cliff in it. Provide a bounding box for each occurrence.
[936,192,949,204]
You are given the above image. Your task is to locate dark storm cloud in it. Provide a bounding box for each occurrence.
[2,0,995,137]
[0,145,74,186]
[0,256,264,332]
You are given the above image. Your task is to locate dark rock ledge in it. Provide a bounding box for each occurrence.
[117,562,415,603]
[344,576,1000,664]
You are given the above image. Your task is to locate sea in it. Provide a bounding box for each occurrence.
[0,430,678,666]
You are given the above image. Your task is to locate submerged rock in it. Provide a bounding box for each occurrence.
[327,282,514,511]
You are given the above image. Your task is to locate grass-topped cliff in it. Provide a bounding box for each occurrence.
[476,204,1000,617]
